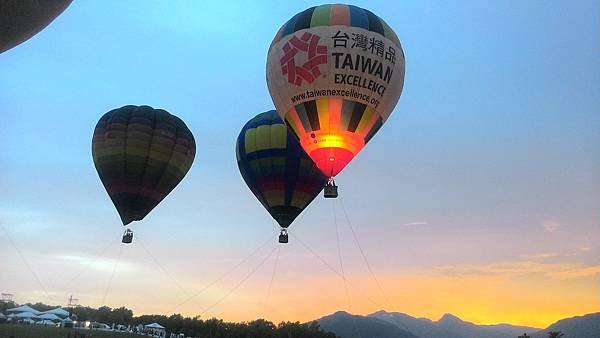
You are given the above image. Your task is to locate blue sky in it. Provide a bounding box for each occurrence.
[0,0,598,327]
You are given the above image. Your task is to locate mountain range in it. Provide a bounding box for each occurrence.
[315,310,600,338]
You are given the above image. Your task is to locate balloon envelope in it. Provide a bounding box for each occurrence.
[0,0,72,53]
[236,111,327,228]
[266,4,405,177]
[92,105,196,225]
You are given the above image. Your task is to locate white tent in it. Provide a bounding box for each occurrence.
[6,305,41,314]
[37,313,62,321]
[41,307,70,318]
[0,313,6,318]
[15,311,38,319]
[145,323,165,329]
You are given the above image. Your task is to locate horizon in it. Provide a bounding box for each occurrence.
[1,0,598,330]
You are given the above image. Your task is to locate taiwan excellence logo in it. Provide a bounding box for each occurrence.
[280,32,327,86]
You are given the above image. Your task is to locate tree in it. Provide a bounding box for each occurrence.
[548,332,565,338]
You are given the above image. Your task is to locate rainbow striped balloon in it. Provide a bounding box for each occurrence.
[92,105,195,225]
[236,111,327,228]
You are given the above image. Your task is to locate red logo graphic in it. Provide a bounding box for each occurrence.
[280,32,327,86]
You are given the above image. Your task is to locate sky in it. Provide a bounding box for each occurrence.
[0,0,598,329]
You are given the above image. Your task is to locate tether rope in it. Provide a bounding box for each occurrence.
[333,200,362,338]
[100,243,124,306]
[0,223,55,304]
[170,233,275,313]
[203,242,278,314]
[262,244,281,319]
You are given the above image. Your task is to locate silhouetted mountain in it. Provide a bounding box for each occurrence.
[436,312,538,338]
[317,311,418,338]
[530,312,600,338]
[370,310,463,338]
[370,310,539,338]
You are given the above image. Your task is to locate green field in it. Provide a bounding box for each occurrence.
[0,324,142,338]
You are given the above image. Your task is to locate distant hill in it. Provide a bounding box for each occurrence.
[370,310,539,338]
[317,311,418,338]
[530,312,600,338]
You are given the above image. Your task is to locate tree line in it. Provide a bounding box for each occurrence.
[0,300,338,338]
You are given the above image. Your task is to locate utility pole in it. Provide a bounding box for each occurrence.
[67,295,79,318]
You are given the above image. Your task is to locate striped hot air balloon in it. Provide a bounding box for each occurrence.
[0,0,73,53]
[266,4,405,180]
[236,111,327,242]
[92,105,195,227]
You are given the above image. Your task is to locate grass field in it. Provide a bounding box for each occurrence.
[0,324,142,338]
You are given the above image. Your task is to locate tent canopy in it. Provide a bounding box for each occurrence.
[6,305,40,314]
[41,307,70,317]
[15,311,37,318]
[37,313,61,321]
[145,322,165,329]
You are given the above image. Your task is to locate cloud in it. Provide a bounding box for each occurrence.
[51,254,138,273]
[548,266,600,280]
[543,220,560,233]
[402,222,429,227]
[519,252,560,260]
[579,246,591,252]
[432,260,600,281]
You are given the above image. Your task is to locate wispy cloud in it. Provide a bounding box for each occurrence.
[520,252,560,260]
[52,254,138,273]
[543,220,560,233]
[579,246,591,252]
[402,222,429,227]
[432,260,600,281]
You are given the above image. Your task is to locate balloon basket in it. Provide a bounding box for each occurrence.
[324,178,338,199]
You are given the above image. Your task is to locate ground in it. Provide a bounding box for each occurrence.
[0,324,142,338]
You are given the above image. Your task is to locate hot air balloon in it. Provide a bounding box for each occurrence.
[0,0,72,54]
[236,111,327,243]
[266,4,405,196]
[92,105,196,242]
